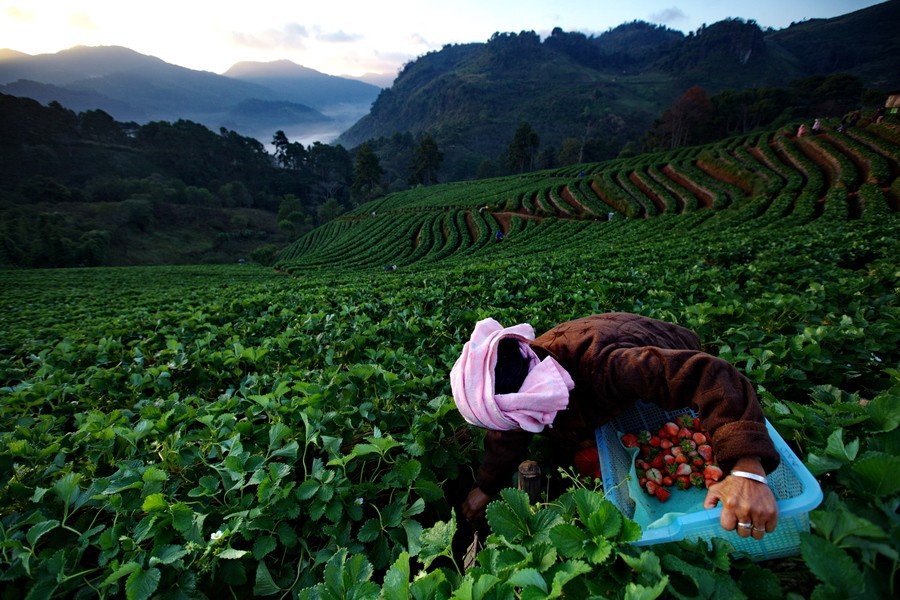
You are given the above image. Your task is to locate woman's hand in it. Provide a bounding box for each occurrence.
[703,457,778,540]
[462,487,492,522]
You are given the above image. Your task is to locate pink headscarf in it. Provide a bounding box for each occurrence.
[450,318,574,433]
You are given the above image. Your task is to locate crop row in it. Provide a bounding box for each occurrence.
[279,123,898,273]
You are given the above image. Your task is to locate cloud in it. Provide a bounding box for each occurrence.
[649,6,687,25]
[231,22,310,51]
[407,33,430,47]
[6,6,33,22]
[68,12,97,30]
[317,30,363,43]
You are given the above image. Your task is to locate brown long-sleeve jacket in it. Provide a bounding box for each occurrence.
[475,312,780,496]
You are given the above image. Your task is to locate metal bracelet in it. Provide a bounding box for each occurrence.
[730,470,768,485]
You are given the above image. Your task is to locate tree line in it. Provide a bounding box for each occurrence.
[0,93,446,268]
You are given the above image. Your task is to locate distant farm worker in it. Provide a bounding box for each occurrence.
[495,230,504,241]
[450,313,780,540]
[797,123,807,137]
[812,118,821,134]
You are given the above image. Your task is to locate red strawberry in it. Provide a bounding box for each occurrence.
[703,465,723,482]
[649,435,661,447]
[660,422,680,439]
[662,476,673,486]
[692,417,702,430]
[692,432,707,445]
[676,463,693,476]
[646,468,663,484]
[650,454,664,469]
[671,446,683,457]
[654,486,671,502]
[697,444,714,462]
[678,427,692,439]
[675,476,692,490]
[693,457,705,468]
[675,454,689,464]
[645,480,658,495]
[660,439,673,450]
[621,433,639,448]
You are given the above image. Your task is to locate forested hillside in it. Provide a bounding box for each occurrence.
[339,1,900,181]
[0,94,362,268]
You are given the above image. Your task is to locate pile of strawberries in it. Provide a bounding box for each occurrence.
[620,413,723,503]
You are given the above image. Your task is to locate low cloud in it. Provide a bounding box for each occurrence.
[317,30,363,43]
[232,22,310,50]
[68,12,97,30]
[6,6,33,22]
[649,6,687,25]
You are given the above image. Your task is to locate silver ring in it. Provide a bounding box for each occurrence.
[737,522,752,529]
[752,526,766,533]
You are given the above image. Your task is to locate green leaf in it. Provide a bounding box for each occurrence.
[800,533,864,595]
[403,497,425,518]
[170,502,194,533]
[358,518,382,543]
[271,440,299,460]
[811,504,887,545]
[486,488,533,541]
[142,466,167,483]
[219,547,250,559]
[807,452,844,476]
[661,554,745,599]
[296,479,320,500]
[382,552,411,600]
[548,523,587,558]
[867,392,900,432]
[149,544,188,566]
[508,568,547,593]
[26,520,59,546]
[322,548,378,598]
[621,551,664,586]
[849,452,900,496]
[402,519,424,556]
[254,561,282,596]
[410,568,450,600]
[585,500,622,539]
[268,423,291,450]
[253,535,278,560]
[103,561,141,585]
[584,537,614,564]
[142,493,167,513]
[824,429,858,462]
[548,560,592,597]
[418,515,456,569]
[624,577,669,600]
[125,566,161,600]
[53,472,82,509]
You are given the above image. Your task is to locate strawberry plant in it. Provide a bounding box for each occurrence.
[1,120,898,597]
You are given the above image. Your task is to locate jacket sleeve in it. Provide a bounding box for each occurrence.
[598,345,780,474]
[474,429,534,496]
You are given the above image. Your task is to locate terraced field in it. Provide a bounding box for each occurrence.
[278,121,899,272]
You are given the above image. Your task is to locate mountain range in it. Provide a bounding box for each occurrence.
[0,46,381,146]
[337,0,900,179]
[1,1,898,181]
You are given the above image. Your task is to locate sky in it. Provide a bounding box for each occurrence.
[0,1,885,85]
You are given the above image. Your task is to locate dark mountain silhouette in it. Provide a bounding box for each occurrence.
[0,45,378,143]
[224,60,381,109]
[336,1,899,179]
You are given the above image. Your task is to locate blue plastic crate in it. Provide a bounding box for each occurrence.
[596,401,823,560]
